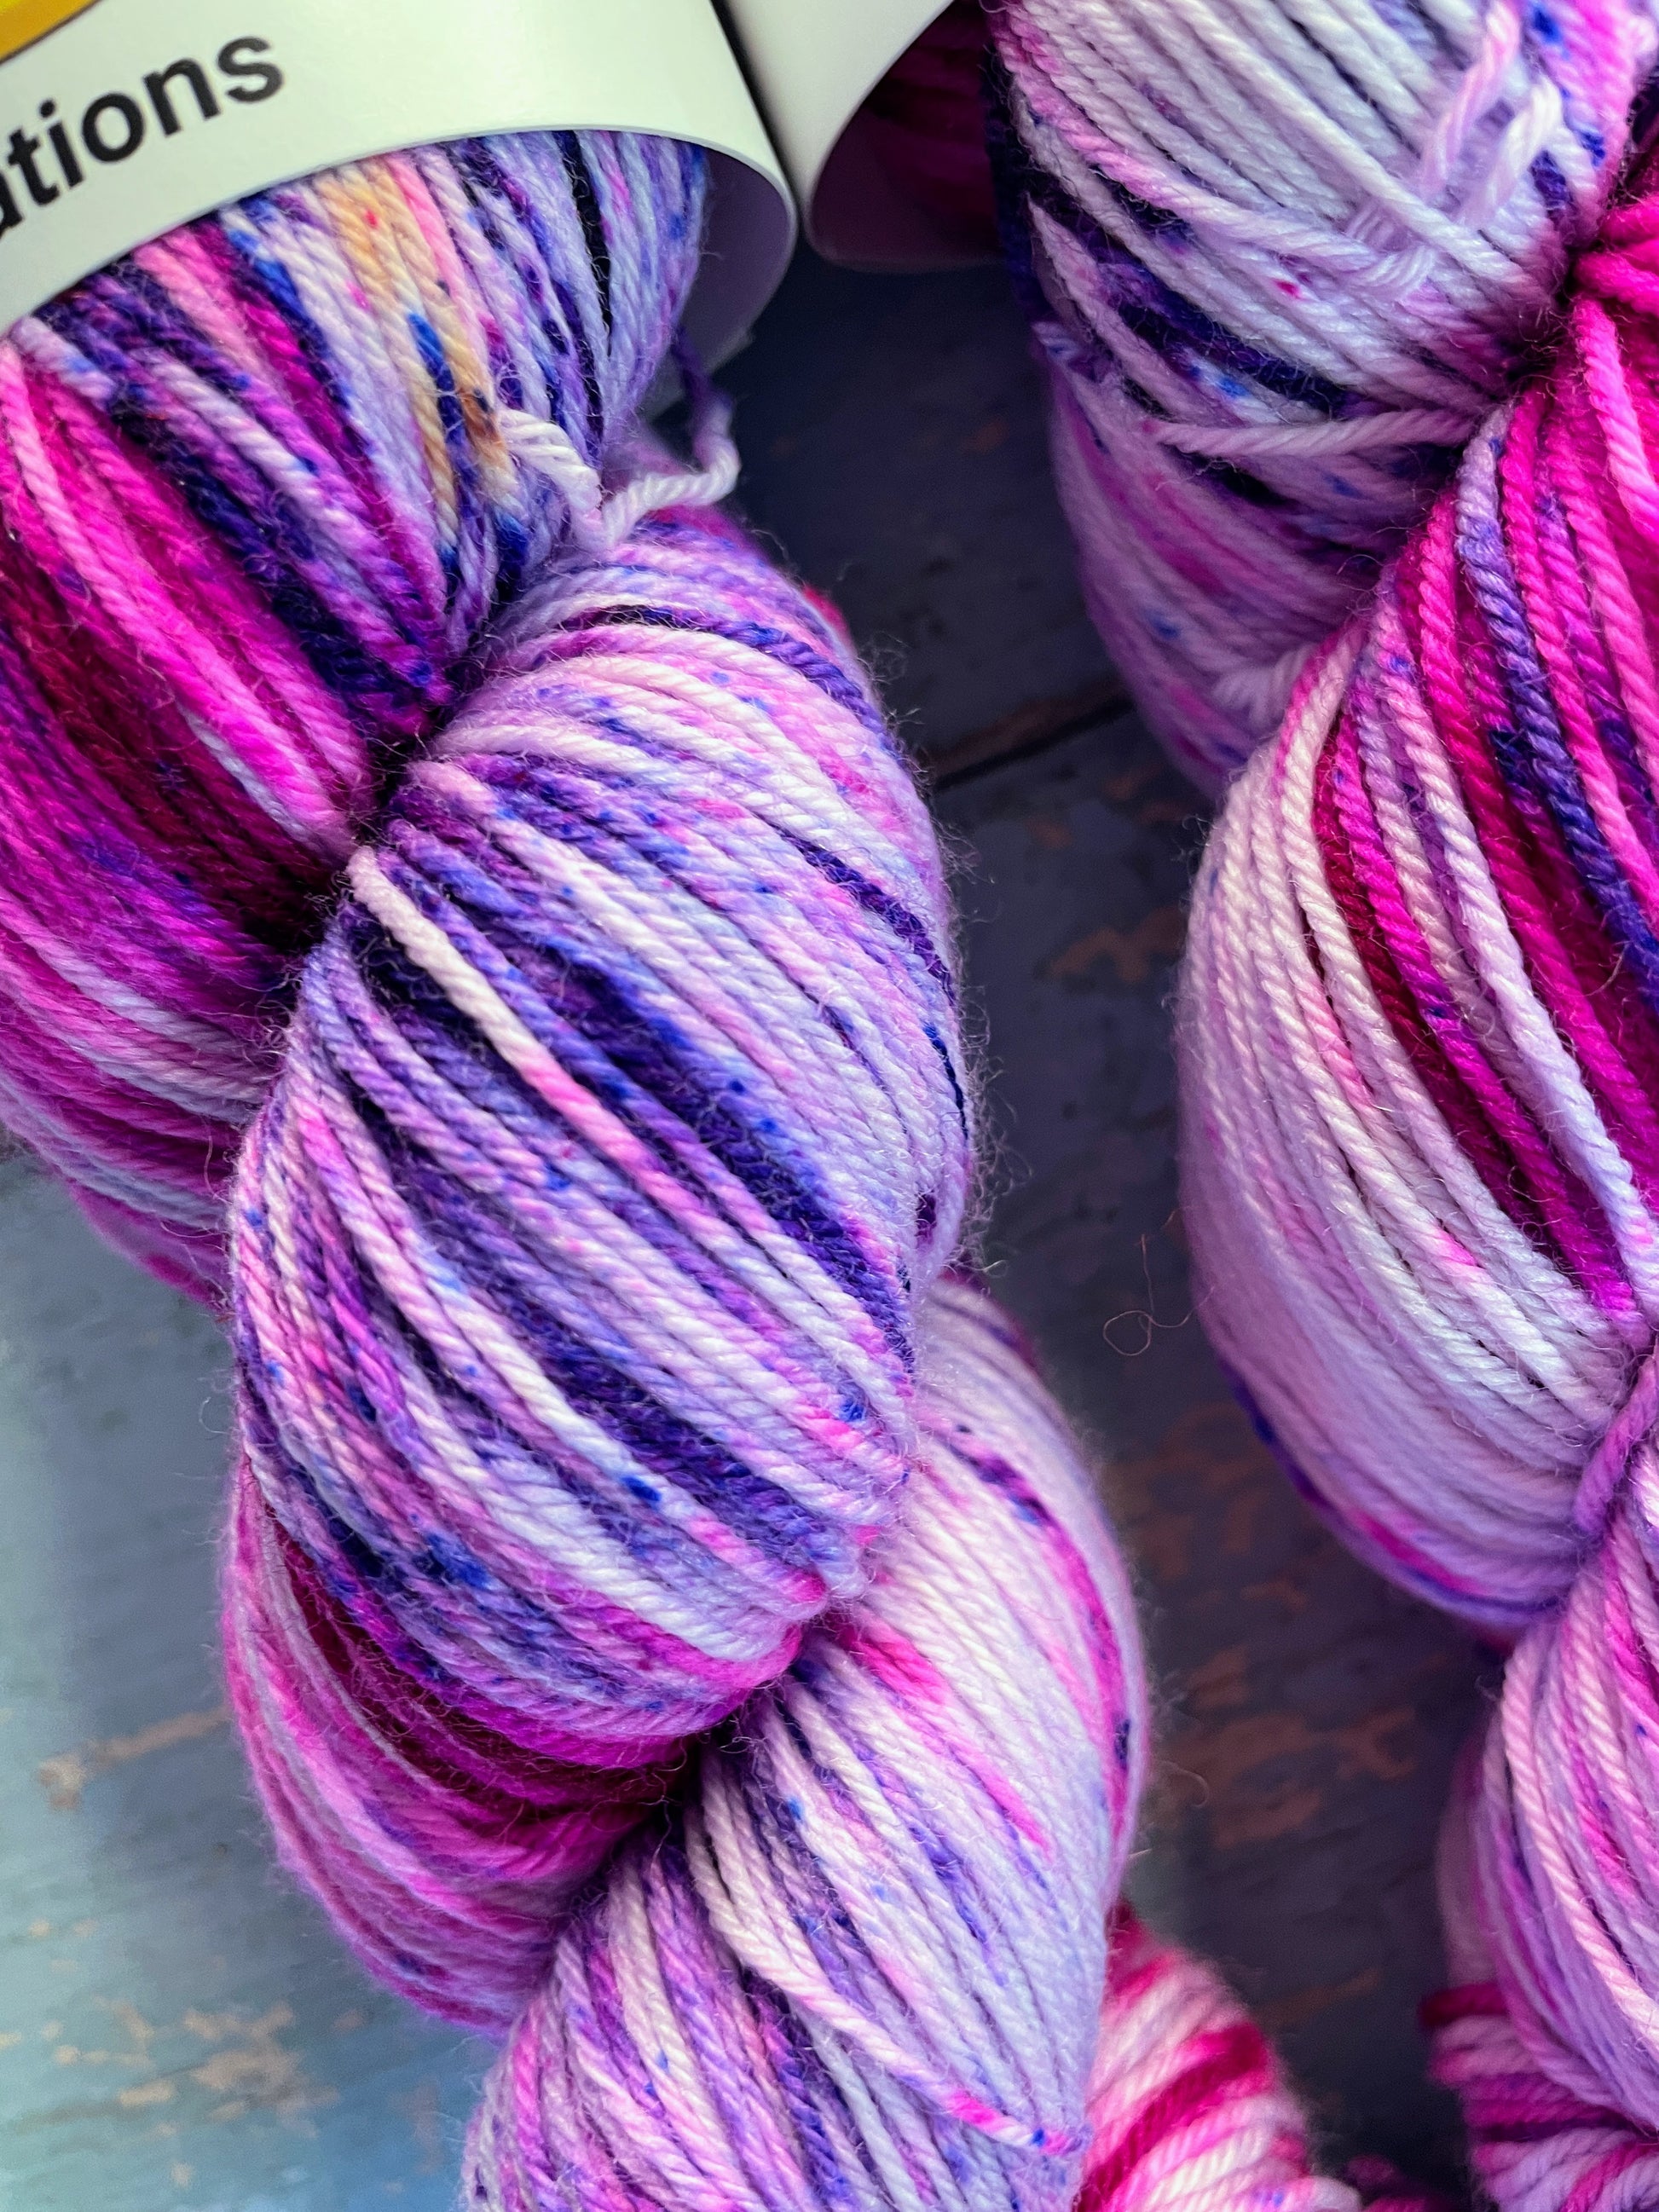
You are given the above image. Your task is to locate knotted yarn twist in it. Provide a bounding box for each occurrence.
[987,0,1659,792]
[1181,134,1659,2203]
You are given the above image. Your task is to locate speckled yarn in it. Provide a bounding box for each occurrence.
[1181,130,1659,2204]
[0,131,708,1300]
[460,1280,1353,2212]
[219,495,1357,2209]
[987,0,1659,791]
[0,114,1379,2212]
[223,500,975,2031]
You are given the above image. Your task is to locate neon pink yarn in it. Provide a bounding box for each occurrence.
[1180,111,1659,2212]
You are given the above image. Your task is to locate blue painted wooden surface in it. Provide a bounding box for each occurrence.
[1,247,1483,2205]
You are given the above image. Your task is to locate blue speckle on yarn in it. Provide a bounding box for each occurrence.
[1114,1718,1132,1768]
[423,1531,489,1590]
[623,1476,661,1505]
[1528,5,1561,42]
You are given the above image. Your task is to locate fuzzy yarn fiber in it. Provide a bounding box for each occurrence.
[991,0,1659,2198]
[0,124,1368,2209]
[989,0,1659,792]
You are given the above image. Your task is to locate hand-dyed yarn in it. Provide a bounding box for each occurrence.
[212,487,1373,2203]
[461,1279,1356,2212]
[223,499,974,2029]
[1181,139,1659,2199]
[986,0,1657,791]
[1078,1911,1359,2212]
[0,104,1386,2210]
[0,130,706,1299]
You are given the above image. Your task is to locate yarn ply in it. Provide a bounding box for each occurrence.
[1180,120,1659,2208]
[988,0,1658,791]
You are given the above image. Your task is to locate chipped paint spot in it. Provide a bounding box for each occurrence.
[395,2076,442,2173]
[1043,904,1187,985]
[962,415,1009,455]
[1258,1966,1384,2035]
[116,2079,174,2109]
[1187,1643,1250,1714]
[185,2001,336,2121]
[37,1705,228,1811]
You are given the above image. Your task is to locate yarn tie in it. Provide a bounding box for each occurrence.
[500,340,741,557]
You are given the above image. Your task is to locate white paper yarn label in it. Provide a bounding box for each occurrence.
[0,0,794,357]
[721,0,965,265]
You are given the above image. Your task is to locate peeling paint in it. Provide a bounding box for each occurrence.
[37,1705,228,1812]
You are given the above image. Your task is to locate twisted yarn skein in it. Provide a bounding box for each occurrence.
[987,0,1658,791]
[224,498,975,2031]
[460,1279,1354,2212]
[0,119,1382,2206]
[1179,119,1659,2206]
[222,492,1359,2207]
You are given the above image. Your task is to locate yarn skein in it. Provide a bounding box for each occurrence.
[223,496,975,2031]
[0,113,1393,2212]
[987,0,1658,792]
[217,489,1370,2201]
[460,1279,1357,2212]
[1180,135,1659,2202]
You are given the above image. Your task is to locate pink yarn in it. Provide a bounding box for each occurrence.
[987,0,1658,792]
[1180,121,1659,2210]
[982,0,1659,2190]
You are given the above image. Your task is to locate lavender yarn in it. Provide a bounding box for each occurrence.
[226,502,975,2030]
[463,1276,1148,2212]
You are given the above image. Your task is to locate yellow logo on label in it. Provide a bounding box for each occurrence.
[0,0,100,66]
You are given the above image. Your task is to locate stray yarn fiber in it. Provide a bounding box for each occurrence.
[989,0,1659,790]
